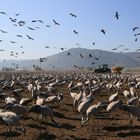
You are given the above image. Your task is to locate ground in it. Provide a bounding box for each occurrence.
[0,71,140,140]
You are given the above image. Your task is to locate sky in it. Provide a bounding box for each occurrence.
[0,0,140,60]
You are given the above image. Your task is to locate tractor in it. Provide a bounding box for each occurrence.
[94,64,111,73]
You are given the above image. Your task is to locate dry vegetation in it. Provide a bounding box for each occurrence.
[0,71,140,140]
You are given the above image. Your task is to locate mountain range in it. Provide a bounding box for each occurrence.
[0,48,140,70]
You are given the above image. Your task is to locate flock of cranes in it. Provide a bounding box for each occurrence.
[0,10,140,67]
[0,9,140,72]
[0,8,140,71]
[0,71,140,139]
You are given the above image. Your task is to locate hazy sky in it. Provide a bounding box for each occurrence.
[0,0,140,59]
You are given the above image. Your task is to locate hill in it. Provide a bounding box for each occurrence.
[0,48,140,70]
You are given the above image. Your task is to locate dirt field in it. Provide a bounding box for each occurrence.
[0,71,140,140]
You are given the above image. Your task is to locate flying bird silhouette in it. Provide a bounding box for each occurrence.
[93,42,95,45]
[124,48,129,51]
[35,27,40,29]
[18,21,26,26]
[60,48,66,50]
[15,13,20,16]
[17,35,22,37]
[73,64,78,68]
[0,49,5,51]
[10,41,16,43]
[39,57,47,63]
[80,54,83,58]
[37,20,44,23]
[95,57,99,60]
[13,24,18,26]
[27,27,35,30]
[9,18,17,22]
[27,35,34,40]
[135,38,138,42]
[32,20,37,22]
[91,62,95,64]
[0,12,7,15]
[112,47,119,51]
[46,25,51,27]
[89,54,92,58]
[133,27,139,31]
[73,30,78,34]
[0,29,7,33]
[112,45,125,50]
[69,13,77,18]
[134,33,140,36]
[45,46,50,48]
[115,11,119,19]
[53,19,60,25]
[101,29,105,34]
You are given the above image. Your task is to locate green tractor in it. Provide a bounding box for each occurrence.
[94,64,111,73]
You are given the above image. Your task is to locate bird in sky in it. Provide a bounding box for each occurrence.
[60,47,66,50]
[32,20,37,23]
[124,48,129,51]
[134,33,140,36]
[118,45,125,47]
[44,46,50,48]
[39,57,47,63]
[35,27,40,29]
[73,30,78,34]
[101,29,105,34]
[112,45,125,50]
[15,13,20,16]
[0,49,5,51]
[37,20,44,24]
[95,57,99,60]
[18,21,26,26]
[27,35,34,40]
[112,47,118,51]
[17,35,22,37]
[133,27,139,31]
[46,25,51,27]
[13,24,18,26]
[0,12,7,15]
[135,38,138,42]
[76,43,81,47]
[53,19,60,25]
[27,27,35,30]
[0,29,7,33]
[89,54,92,58]
[9,18,17,22]
[73,64,78,68]
[115,11,119,19]
[69,13,77,18]
[10,41,16,43]
[80,54,83,58]
[93,42,95,45]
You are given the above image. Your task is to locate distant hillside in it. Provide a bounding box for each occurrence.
[0,48,140,70]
